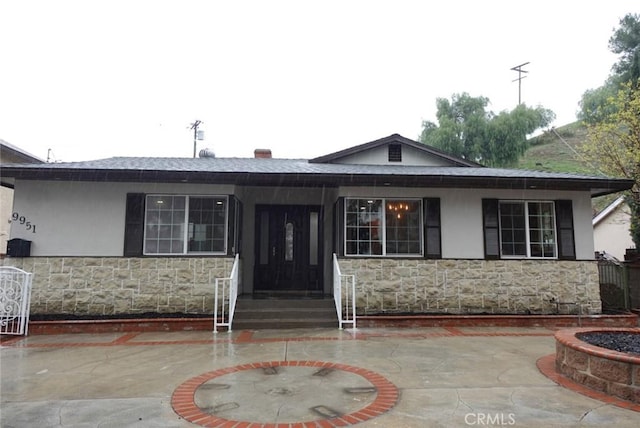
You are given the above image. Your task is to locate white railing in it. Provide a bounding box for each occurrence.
[333,253,356,329]
[213,254,240,333]
[0,267,33,335]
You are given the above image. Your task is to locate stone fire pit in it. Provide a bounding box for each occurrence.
[555,328,640,404]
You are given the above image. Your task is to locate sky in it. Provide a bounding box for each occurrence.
[1,1,638,162]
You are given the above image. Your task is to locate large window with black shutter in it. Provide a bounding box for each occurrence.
[345,198,422,256]
[341,197,440,258]
[500,201,556,258]
[483,199,575,259]
[143,195,228,255]
[123,194,232,256]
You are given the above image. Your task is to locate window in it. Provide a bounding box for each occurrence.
[345,198,422,256]
[499,201,556,258]
[144,195,227,255]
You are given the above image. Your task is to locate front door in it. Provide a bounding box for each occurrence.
[254,205,322,293]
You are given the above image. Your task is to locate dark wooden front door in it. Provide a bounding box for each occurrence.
[254,205,322,292]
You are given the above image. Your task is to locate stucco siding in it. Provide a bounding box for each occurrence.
[10,180,595,261]
[10,181,235,256]
[334,145,455,166]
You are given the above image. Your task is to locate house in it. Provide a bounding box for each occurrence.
[0,139,44,256]
[0,134,633,317]
[593,196,634,261]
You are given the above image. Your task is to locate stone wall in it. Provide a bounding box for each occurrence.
[1,256,602,316]
[1,257,235,316]
[337,258,601,315]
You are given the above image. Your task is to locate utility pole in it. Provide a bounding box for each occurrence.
[189,120,203,158]
[510,62,529,105]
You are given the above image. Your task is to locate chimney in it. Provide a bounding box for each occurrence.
[254,149,272,159]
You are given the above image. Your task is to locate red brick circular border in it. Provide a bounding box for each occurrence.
[171,360,399,427]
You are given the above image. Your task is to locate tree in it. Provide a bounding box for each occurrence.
[609,13,640,85]
[419,93,490,161]
[578,80,619,124]
[582,80,640,249]
[578,13,640,123]
[419,93,554,167]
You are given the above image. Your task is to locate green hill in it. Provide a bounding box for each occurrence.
[518,122,597,174]
[517,122,621,214]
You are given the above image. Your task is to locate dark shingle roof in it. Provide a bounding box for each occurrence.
[0,155,633,196]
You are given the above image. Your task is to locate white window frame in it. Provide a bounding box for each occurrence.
[143,195,228,256]
[498,200,557,259]
[344,197,423,257]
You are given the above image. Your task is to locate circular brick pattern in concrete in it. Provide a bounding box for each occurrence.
[172,360,399,427]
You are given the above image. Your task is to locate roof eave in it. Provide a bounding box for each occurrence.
[2,167,633,194]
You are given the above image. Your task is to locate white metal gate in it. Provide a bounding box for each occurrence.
[0,267,33,335]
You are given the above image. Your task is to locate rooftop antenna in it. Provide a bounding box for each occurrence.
[189,120,204,158]
[511,62,529,105]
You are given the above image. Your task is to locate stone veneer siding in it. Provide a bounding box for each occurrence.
[1,257,234,316]
[337,258,602,315]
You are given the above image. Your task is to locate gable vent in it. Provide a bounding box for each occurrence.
[388,144,402,162]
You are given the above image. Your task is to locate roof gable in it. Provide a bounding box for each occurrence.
[309,134,481,167]
[593,196,627,226]
[0,139,45,164]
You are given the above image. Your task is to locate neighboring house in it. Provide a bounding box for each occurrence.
[0,134,633,316]
[0,139,45,256]
[593,196,634,260]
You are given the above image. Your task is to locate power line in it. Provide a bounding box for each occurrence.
[550,127,604,175]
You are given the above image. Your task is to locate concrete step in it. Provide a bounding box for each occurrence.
[232,298,338,329]
[232,318,338,329]
[236,298,335,309]
[234,308,336,320]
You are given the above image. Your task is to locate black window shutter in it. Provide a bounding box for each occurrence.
[333,197,345,256]
[482,199,500,260]
[234,198,243,255]
[227,195,242,256]
[424,198,441,259]
[555,200,576,260]
[124,193,145,256]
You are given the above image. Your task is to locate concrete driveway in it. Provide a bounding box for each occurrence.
[1,326,638,427]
